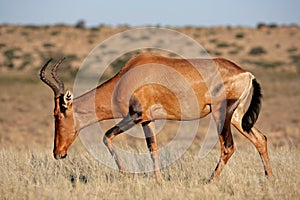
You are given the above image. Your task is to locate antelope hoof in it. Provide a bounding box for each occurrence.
[54,153,67,159]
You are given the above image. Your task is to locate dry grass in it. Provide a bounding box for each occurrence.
[2,74,299,200]
[0,146,299,200]
[0,25,300,199]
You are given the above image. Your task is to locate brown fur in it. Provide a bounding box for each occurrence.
[40,53,273,184]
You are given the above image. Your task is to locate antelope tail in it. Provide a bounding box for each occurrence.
[241,79,262,133]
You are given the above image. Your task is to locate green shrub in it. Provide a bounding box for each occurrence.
[0,43,6,49]
[51,31,60,36]
[268,23,278,28]
[287,47,298,53]
[257,22,278,29]
[90,27,100,32]
[244,59,284,68]
[257,22,267,29]
[290,55,300,63]
[43,43,55,48]
[21,31,29,36]
[216,42,230,48]
[3,47,22,68]
[110,51,141,73]
[24,25,41,30]
[4,47,21,59]
[253,61,284,68]
[235,32,245,39]
[140,35,150,40]
[290,55,300,72]
[228,50,239,55]
[6,29,16,33]
[209,39,217,44]
[19,53,32,70]
[75,20,86,29]
[248,46,267,56]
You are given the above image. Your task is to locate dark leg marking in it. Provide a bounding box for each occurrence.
[103,96,143,173]
[210,99,238,182]
[142,121,162,185]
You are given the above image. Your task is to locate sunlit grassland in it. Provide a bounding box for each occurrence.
[0,68,299,200]
[1,25,300,200]
[0,146,299,200]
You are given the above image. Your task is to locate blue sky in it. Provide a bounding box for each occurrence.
[0,0,299,27]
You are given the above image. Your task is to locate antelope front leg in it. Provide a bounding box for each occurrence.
[142,121,162,185]
[103,115,137,173]
[103,128,126,173]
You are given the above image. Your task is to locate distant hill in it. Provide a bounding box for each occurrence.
[0,25,299,73]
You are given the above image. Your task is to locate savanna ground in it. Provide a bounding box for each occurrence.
[0,24,300,199]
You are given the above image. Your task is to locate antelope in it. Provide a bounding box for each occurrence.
[40,53,273,184]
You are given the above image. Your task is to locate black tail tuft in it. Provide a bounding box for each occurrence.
[242,79,262,133]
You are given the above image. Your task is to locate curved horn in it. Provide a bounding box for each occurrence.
[51,57,66,92]
[40,59,61,97]
[40,58,66,97]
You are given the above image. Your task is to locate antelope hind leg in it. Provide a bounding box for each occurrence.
[142,121,162,185]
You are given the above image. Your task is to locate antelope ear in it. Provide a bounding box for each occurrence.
[62,90,73,108]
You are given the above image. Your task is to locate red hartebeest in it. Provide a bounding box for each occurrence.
[40,53,272,184]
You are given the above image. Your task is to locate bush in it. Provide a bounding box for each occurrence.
[4,47,21,60]
[209,39,217,44]
[257,22,278,29]
[253,61,284,68]
[257,23,267,29]
[110,52,139,73]
[51,31,60,36]
[228,50,239,55]
[235,32,245,39]
[290,55,300,72]
[287,47,298,53]
[75,20,86,29]
[24,25,41,30]
[243,59,285,68]
[248,46,267,56]
[0,43,6,49]
[3,47,22,69]
[216,42,230,48]
[21,31,29,36]
[90,27,100,32]
[290,55,300,63]
[43,43,55,48]
[19,53,33,70]
[269,23,278,28]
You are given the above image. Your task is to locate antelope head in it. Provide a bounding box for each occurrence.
[40,58,77,159]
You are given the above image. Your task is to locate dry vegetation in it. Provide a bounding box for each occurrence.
[0,24,300,199]
[1,146,299,199]
[1,24,300,73]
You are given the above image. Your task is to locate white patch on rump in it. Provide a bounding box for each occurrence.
[232,72,255,124]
